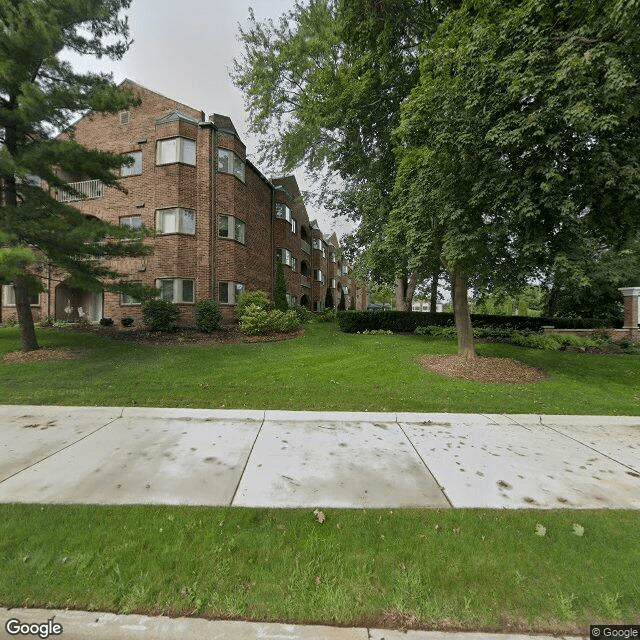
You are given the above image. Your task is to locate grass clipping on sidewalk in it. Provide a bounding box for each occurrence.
[0,505,637,634]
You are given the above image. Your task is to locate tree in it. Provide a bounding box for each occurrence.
[0,0,151,351]
[324,285,334,310]
[274,257,288,311]
[233,0,455,311]
[337,287,346,311]
[393,0,640,357]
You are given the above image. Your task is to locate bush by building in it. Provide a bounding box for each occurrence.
[143,299,180,332]
[236,291,270,320]
[196,299,223,333]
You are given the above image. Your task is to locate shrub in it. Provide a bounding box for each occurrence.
[4,317,18,327]
[274,259,288,311]
[290,304,315,324]
[143,299,180,332]
[338,288,346,311]
[361,329,393,335]
[236,291,269,319]
[121,316,134,327]
[99,317,114,326]
[269,309,301,333]
[39,315,54,327]
[196,299,222,333]
[337,310,620,334]
[319,308,336,323]
[240,304,271,335]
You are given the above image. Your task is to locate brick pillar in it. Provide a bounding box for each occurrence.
[618,287,640,343]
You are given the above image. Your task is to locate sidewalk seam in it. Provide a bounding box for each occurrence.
[532,420,640,474]
[0,412,124,486]
[229,410,266,506]
[396,417,454,509]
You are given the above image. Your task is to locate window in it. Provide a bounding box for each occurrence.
[121,151,142,177]
[312,238,326,257]
[341,265,349,275]
[218,215,246,244]
[156,208,196,235]
[217,148,245,182]
[218,281,244,304]
[2,285,39,306]
[120,215,142,229]
[330,252,336,263]
[277,248,294,267]
[156,278,194,303]
[156,137,196,166]
[314,269,325,283]
[286,293,297,307]
[121,284,142,306]
[291,256,297,272]
[342,286,349,295]
[276,203,298,233]
[330,278,336,289]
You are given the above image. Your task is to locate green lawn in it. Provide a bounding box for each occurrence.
[1,323,639,414]
[1,504,637,634]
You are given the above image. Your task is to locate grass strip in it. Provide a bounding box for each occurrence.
[0,504,637,634]
[1,324,639,414]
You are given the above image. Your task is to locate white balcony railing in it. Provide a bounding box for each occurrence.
[56,179,104,203]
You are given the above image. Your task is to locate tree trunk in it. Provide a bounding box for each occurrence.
[395,271,418,311]
[394,276,407,311]
[14,277,39,352]
[452,266,475,358]
[429,268,440,312]
[405,271,418,310]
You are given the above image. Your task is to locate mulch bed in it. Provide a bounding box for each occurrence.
[419,354,548,384]
[3,348,82,364]
[73,323,305,347]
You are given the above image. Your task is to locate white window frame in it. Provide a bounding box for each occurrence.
[314,269,325,284]
[121,283,142,306]
[156,137,196,166]
[2,285,39,306]
[286,293,297,307]
[155,278,194,304]
[277,248,294,268]
[120,215,142,229]
[121,151,142,177]
[218,214,246,244]
[156,207,196,235]
[218,281,245,305]
[217,148,245,182]
[330,278,336,289]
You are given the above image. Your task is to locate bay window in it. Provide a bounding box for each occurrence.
[156,137,196,166]
[219,281,245,304]
[156,208,196,235]
[156,278,194,303]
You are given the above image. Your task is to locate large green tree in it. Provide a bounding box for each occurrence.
[233,0,455,309]
[0,0,151,351]
[393,0,640,356]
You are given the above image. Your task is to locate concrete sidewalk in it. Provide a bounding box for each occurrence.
[1,405,639,508]
[0,608,587,639]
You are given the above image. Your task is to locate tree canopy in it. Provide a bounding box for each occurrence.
[392,0,640,354]
[0,0,151,351]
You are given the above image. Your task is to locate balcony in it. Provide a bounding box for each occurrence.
[300,240,311,255]
[55,179,104,203]
[300,274,310,288]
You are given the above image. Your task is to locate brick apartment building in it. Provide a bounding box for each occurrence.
[1,80,367,325]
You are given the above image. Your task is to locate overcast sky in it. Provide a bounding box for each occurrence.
[64,0,351,236]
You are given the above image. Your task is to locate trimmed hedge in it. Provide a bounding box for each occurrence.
[336,310,621,334]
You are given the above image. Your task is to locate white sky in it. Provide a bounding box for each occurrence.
[64,0,351,237]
